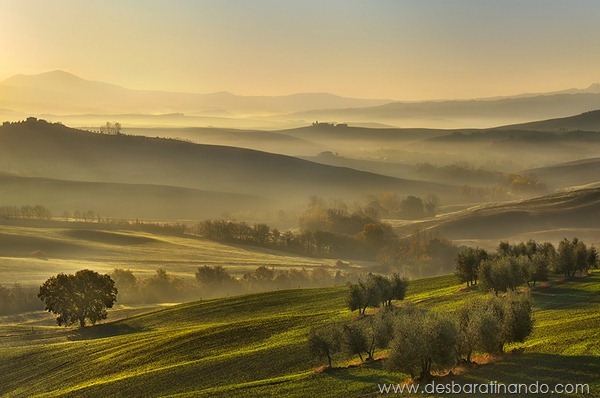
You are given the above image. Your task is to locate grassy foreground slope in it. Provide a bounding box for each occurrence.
[0,273,598,397]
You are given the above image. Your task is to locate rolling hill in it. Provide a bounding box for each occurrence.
[403,126,600,169]
[390,188,600,247]
[495,109,600,132]
[0,220,339,286]
[0,119,456,211]
[0,272,598,397]
[526,157,600,191]
[124,126,324,156]
[0,172,265,221]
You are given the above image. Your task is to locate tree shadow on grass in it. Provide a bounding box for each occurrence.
[313,354,599,397]
[532,286,600,310]
[445,353,600,397]
[67,322,150,341]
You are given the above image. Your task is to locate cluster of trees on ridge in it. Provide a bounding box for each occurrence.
[309,275,533,381]
[362,193,438,220]
[455,238,598,294]
[197,197,458,277]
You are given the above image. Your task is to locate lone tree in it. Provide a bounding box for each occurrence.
[38,269,118,327]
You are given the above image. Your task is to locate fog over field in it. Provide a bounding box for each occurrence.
[1,2,599,397]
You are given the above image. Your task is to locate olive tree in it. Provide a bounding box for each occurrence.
[455,247,488,287]
[389,309,458,381]
[307,324,342,368]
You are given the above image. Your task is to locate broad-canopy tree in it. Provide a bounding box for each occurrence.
[38,269,117,327]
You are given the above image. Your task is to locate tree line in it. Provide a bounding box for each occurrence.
[197,207,458,277]
[31,264,355,325]
[112,265,351,304]
[3,198,458,278]
[0,205,52,220]
[195,219,376,260]
[2,265,353,317]
[0,284,44,315]
[455,238,598,294]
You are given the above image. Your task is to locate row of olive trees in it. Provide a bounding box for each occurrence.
[347,273,409,315]
[309,292,533,381]
[391,293,533,379]
[455,239,597,294]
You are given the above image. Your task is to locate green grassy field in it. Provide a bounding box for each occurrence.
[0,271,598,397]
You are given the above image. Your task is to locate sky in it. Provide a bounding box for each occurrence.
[1,0,599,100]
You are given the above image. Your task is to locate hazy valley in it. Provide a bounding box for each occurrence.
[1,71,600,398]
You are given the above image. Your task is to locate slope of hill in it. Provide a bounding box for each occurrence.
[0,119,455,208]
[301,152,413,179]
[286,93,600,128]
[525,157,600,191]
[125,126,323,156]
[390,188,600,246]
[279,124,452,141]
[0,172,265,221]
[495,110,600,132]
[404,127,600,168]
[0,273,598,397]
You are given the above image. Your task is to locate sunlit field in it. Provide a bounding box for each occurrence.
[1,272,597,397]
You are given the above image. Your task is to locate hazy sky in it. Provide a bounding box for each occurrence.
[1,0,599,100]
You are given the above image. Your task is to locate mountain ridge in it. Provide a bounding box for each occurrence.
[3,71,600,129]
[0,70,394,116]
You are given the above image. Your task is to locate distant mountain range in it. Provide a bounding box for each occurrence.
[1,70,600,129]
[286,90,600,128]
[0,70,392,116]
